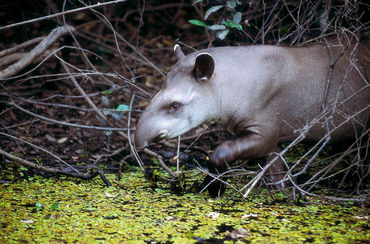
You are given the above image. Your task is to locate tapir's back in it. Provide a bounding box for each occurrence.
[200,41,369,142]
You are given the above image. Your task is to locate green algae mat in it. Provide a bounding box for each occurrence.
[0,169,369,243]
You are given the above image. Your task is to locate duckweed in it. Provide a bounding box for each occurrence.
[0,169,368,243]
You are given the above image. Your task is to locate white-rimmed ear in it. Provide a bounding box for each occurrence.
[174,44,185,60]
[193,52,215,82]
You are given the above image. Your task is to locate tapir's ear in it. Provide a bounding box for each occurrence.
[193,52,215,82]
[174,44,185,60]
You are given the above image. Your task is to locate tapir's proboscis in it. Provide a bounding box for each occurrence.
[135,37,369,196]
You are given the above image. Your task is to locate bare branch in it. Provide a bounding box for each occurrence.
[0,25,75,79]
[0,0,128,31]
[9,101,128,131]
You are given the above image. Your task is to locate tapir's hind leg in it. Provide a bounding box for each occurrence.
[264,147,287,189]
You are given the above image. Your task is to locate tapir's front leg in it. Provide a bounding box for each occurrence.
[205,132,285,195]
[210,133,276,168]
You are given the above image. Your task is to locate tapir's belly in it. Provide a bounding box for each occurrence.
[277,88,370,143]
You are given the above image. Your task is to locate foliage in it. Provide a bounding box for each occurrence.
[189,0,243,40]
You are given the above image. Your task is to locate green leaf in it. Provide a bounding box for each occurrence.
[152,158,160,165]
[204,5,223,20]
[233,12,242,24]
[223,20,243,30]
[100,90,113,95]
[35,202,42,212]
[216,29,229,40]
[51,203,59,210]
[116,104,130,112]
[188,19,208,27]
[208,24,226,31]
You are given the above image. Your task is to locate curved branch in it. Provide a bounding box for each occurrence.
[0,25,75,79]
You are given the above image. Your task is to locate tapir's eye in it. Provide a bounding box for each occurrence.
[169,102,181,112]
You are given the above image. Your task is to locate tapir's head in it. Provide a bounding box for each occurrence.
[135,45,217,148]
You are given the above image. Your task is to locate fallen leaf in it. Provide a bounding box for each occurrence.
[21,219,34,224]
[207,212,220,219]
[45,134,57,142]
[104,192,116,198]
[57,137,68,143]
[241,213,258,219]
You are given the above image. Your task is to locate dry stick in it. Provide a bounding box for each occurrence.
[271,107,370,195]
[127,94,145,173]
[303,148,365,189]
[63,49,143,173]
[0,148,101,179]
[290,105,369,180]
[115,31,165,77]
[60,61,112,124]
[143,148,177,179]
[0,37,45,58]
[0,0,128,31]
[280,105,369,183]
[73,0,133,79]
[54,45,151,95]
[74,1,165,87]
[0,25,75,79]
[0,120,39,130]
[0,132,79,174]
[61,2,115,87]
[176,135,185,190]
[197,165,246,196]
[305,128,370,191]
[0,45,72,81]
[241,156,281,198]
[0,53,27,67]
[287,172,367,202]
[176,136,181,175]
[9,101,128,131]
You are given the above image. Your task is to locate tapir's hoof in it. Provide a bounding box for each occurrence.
[202,175,226,197]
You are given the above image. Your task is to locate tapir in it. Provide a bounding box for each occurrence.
[135,37,369,194]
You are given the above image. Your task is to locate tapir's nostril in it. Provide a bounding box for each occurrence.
[158,129,168,139]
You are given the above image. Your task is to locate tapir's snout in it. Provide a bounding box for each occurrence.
[134,110,169,149]
[134,134,148,149]
[134,117,150,149]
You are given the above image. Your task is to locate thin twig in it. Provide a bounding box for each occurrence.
[0,132,79,174]
[0,148,100,179]
[176,136,181,176]
[143,148,177,179]
[127,94,145,173]
[9,101,128,131]
[0,37,45,58]
[0,0,128,31]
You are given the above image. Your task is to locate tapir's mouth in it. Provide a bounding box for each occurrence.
[134,129,169,149]
[147,129,169,145]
